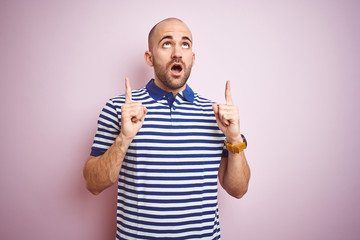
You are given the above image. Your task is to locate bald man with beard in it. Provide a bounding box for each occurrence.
[83,18,250,240]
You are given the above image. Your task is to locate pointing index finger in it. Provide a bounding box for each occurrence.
[225,80,233,105]
[125,77,132,103]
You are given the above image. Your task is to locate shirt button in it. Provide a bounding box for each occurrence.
[172,106,176,110]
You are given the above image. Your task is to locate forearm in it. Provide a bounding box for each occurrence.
[212,81,250,198]
[219,133,251,198]
[83,133,132,195]
[221,151,250,199]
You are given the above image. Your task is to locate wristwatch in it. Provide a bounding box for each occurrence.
[225,134,247,153]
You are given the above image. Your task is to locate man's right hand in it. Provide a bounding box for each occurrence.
[84,77,147,195]
[120,77,148,141]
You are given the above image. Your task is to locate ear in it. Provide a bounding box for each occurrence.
[144,51,154,67]
[192,52,195,67]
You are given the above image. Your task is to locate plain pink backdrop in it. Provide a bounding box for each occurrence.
[1,0,359,239]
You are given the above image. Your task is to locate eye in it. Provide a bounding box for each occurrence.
[182,42,190,49]
[162,42,171,48]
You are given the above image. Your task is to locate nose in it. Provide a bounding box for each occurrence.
[172,44,182,59]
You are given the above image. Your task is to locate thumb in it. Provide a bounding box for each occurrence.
[212,104,218,115]
[143,106,148,115]
[212,104,220,124]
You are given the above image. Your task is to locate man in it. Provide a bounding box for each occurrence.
[83,18,250,240]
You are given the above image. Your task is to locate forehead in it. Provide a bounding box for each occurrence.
[153,20,192,42]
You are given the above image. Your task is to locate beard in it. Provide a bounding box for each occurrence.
[153,58,193,90]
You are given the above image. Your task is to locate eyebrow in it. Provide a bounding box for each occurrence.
[159,35,192,44]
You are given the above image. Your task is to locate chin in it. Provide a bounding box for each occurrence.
[170,77,187,89]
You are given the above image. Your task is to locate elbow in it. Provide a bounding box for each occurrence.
[86,183,101,196]
[84,175,100,195]
[84,175,102,196]
[83,166,101,196]
[220,178,250,199]
[227,184,249,199]
[232,187,248,199]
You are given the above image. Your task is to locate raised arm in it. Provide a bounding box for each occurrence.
[83,77,147,195]
[212,80,250,199]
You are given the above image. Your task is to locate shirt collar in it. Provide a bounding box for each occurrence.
[146,79,194,102]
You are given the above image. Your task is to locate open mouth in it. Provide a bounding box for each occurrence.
[171,64,183,74]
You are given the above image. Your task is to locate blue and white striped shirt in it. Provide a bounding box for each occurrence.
[91,79,226,240]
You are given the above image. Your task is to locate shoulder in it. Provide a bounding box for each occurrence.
[193,92,216,106]
[108,87,149,106]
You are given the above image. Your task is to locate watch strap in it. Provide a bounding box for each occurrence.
[225,134,247,153]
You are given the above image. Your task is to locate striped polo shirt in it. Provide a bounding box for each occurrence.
[91,79,226,240]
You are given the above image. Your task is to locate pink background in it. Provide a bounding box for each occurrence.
[1,0,360,239]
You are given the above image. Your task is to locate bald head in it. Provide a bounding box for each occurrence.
[148,18,192,51]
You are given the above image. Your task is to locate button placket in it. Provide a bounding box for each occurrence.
[170,95,181,123]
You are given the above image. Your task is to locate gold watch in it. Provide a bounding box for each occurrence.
[225,134,247,153]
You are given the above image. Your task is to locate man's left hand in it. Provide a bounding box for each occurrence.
[212,80,242,144]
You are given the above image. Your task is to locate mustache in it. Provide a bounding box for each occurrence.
[168,58,185,68]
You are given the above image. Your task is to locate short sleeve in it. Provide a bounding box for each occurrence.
[90,99,121,156]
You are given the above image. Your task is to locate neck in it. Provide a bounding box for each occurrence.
[153,78,186,97]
